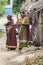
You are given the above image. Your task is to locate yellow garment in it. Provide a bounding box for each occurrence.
[18,13,21,19]
[24,17,30,23]
[17,13,21,23]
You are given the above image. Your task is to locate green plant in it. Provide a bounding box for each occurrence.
[12,0,26,13]
[0,0,7,16]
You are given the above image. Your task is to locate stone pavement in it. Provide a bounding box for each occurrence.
[0,51,20,65]
[8,49,43,65]
[0,35,20,65]
[0,35,43,65]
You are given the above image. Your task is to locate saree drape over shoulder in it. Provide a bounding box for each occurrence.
[5,19,17,49]
[19,17,29,48]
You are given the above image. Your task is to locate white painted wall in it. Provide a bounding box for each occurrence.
[10,0,13,5]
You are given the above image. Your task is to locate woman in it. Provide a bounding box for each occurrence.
[19,13,29,49]
[5,15,17,50]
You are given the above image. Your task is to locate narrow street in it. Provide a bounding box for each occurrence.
[0,35,20,65]
[0,35,43,65]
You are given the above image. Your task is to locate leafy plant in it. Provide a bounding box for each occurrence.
[0,0,7,16]
[12,0,26,13]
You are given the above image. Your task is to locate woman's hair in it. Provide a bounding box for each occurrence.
[7,15,12,20]
[21,11,26,18]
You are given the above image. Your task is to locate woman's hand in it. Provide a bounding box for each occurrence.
[6,25,12,31]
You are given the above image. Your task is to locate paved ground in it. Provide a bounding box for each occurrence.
[0,35,43,65]
[0,51,19,65]
[0,35,20,65]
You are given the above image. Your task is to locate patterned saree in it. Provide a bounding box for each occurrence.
[19,17,29,49]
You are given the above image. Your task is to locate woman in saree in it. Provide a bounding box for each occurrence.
[5,15,17,50]
[19,13,30,49]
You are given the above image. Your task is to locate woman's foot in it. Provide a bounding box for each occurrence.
[7,48,16,50]
[7,48,11,51]
[10,48,16,50]
[19,48,22,50]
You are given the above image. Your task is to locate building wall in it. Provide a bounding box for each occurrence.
[4,0,13,15]
[10,0,13,5]
[4,6,12,15]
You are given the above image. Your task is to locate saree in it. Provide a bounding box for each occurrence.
[19,17,29,49]
[5,20,17,49]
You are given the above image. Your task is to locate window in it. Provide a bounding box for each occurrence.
[8,0,10,4]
